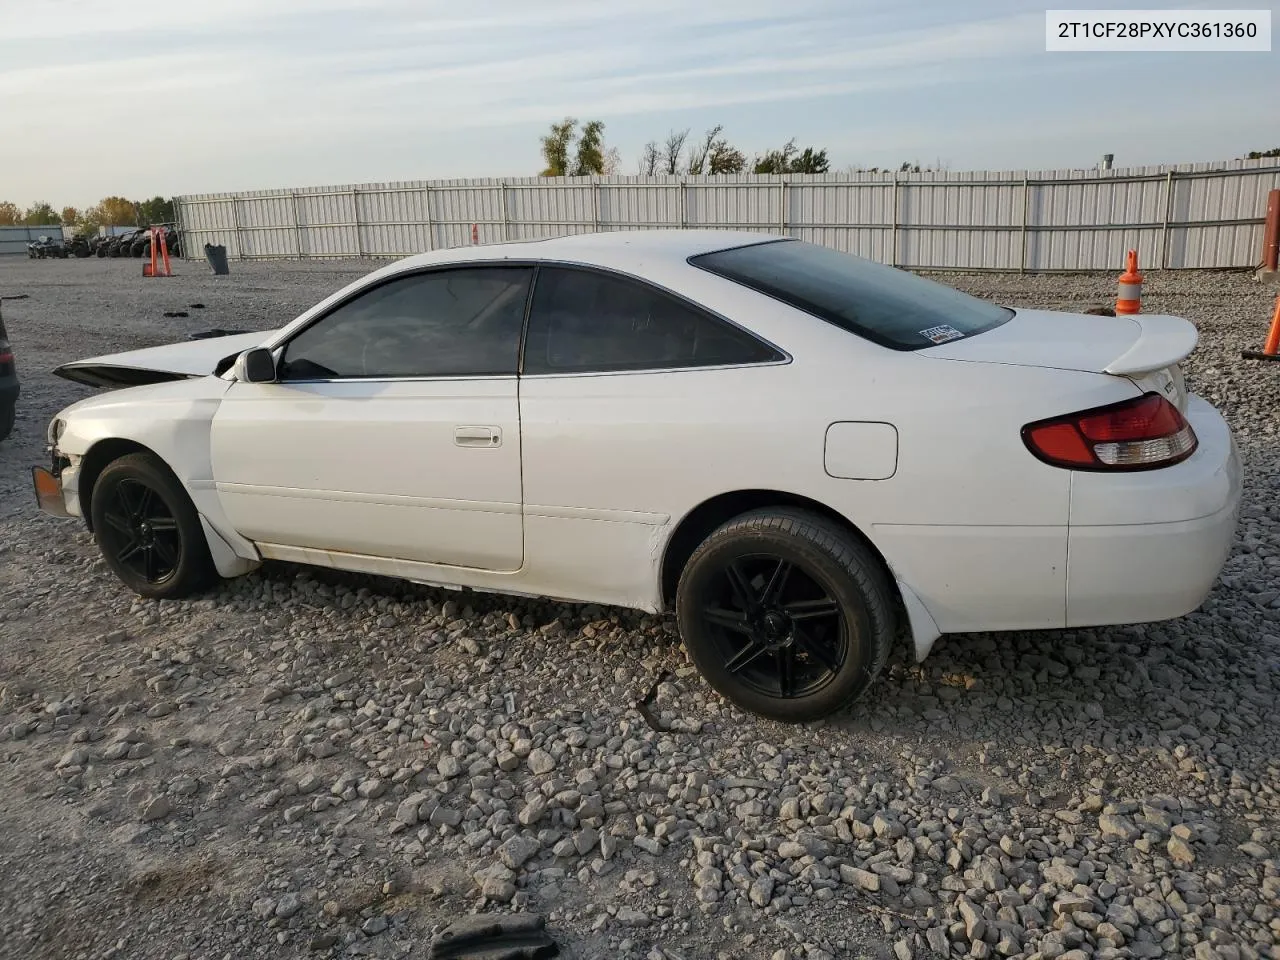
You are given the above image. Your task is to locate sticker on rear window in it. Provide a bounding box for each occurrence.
[919,324,965,344]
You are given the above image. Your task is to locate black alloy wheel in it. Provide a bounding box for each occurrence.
[90,452,216,599]
[676,508,896,722]
[700,554,848,700]
[97,477,182,585]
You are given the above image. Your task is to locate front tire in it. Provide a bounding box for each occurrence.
[675,508,896,723]
[90,452,216,599]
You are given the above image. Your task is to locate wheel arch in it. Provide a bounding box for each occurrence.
[76,436,260,579]
[78,437,155,530]
[658,489,942,660]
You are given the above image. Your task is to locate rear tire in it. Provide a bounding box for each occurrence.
[90,452,217,600]
[675,508,896,723]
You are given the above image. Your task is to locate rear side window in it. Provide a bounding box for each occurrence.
[689,239,1013,351]
[523,267,782,374]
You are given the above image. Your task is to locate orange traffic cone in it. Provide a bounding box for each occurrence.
[1115,249,1142,315]
[1242,295,1280,361]
[142,226,172,278]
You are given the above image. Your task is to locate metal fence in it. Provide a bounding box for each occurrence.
[174,158,1280,272]
[0,225,64,256]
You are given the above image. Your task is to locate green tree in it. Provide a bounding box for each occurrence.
[752,139,800,174]
[61,206,79,225]
[540,117,578,176]
[0,202,19,226]
[752,138,830,174]
[22,202,59,225]
[95,196,139,227]
[137,196,175,224]
[790,147,829,174]
[1245,148,1280,159]
[686,125,747,175]
[571,120,606,176]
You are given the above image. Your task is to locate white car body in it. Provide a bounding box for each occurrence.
[41,230,1241,663]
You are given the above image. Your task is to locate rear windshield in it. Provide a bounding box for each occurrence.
[689,239,1013,351]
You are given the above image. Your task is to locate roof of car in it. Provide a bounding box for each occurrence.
[390,229,783,273]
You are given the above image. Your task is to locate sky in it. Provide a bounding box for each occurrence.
[1,0,1277,208]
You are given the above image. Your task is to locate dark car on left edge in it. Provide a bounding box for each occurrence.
[0,299,18,442]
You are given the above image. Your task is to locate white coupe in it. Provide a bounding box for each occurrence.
[34,231,1242,722]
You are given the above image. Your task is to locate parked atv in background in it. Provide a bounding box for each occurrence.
[107,230,144,257]
[26,236,69,259]
[66,233,94,258]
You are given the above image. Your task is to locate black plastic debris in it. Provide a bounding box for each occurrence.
[204,243,230,275]
[636,670,674,732]
[189,303,206,309]
[429,914,559,959]
[187,329,248,340]
[163,311,189,318]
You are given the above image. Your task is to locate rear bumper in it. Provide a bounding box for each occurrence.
[875,393,1241,642]
[1065,393,1241,627]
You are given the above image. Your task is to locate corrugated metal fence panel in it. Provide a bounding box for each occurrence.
[599,179,682,228]
[174,159,1280,269]
[0,224,64,256]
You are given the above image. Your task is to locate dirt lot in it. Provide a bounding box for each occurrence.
[1,254,1278,960]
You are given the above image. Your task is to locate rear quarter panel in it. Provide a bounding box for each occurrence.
[519,262,1143,632]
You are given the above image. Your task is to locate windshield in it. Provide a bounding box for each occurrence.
[689,239,1013,351]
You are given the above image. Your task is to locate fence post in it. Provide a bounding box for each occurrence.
[352,189,364,258]
[291,192,303,259]
[890,172,899,267]
[779,180,787,236]
[1161,170,1175,269]
[679,178,687,228]
[229,198,243,259]
[500,181,511,241]
[1020,177,1030,273]
[173,199,187,260]
[424,185,434,252]
[592,179,601,233]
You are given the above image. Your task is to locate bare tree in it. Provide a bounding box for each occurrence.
[663,128,690,175]
[686,125,723,175]
[602,147,622,176]
[637,141,661,176]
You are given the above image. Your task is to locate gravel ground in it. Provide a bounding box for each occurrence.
[1,254,1278,960]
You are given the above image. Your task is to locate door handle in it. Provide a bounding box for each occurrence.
[454,426,501,447]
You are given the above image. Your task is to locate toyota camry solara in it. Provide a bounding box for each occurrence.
[33,230,1242,722]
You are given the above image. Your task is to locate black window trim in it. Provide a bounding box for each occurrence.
[271,261,539,384]
[517,260,790,379]
[686,237,1014,352]
[265,257,791,384]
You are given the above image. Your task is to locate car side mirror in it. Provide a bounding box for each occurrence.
[233,347,277,383]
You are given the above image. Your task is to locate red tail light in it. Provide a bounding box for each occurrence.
[1022,392,1197,470]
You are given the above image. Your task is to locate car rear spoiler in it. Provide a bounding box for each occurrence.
[1103,314,1199,376]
